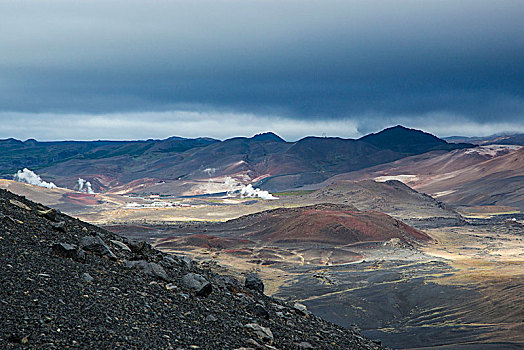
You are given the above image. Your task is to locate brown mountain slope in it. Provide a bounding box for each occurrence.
[318,145,524,210]
[305,179,461,223]
[416,146,524,209]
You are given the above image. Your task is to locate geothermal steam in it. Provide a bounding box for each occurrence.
[77,178,95,194]
[13,168,57,188]
[223,177,276,200]
[203,168,216,176]
[239,184,277,200]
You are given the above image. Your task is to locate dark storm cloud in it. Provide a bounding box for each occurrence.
[1,0,523,139]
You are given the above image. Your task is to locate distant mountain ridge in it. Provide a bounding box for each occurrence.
[444,133,524,146]
[1,126,473,193]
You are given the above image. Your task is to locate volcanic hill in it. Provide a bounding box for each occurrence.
[160,203,432,249]
[223,204,431,245]
[0,189,384,349]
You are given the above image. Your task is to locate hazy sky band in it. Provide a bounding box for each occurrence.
[1,0,523,139]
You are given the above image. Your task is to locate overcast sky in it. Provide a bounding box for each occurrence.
[1,0,523,141]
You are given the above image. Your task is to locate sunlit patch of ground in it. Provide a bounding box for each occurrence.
[455,205,521,219]
[423,224,524,283]
[75,195,316,225]
[431,190,456,197]
[374,174,419,184]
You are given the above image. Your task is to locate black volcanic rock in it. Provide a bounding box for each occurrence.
[126,260,170,282]
[79,236,117,260]
[0,189,385,349]
[181,272,213,296]
[359,125,472,154]
[51,242,83,260]
[51,221,66,232]
[251,132,286,142]
[38,208,58,221]
[245,274,265,293]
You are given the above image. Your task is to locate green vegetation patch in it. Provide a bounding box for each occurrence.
[273,190,315,196]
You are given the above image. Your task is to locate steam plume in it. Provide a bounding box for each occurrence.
[239,184,277,200]
[222,177,277,200]
[13,168,57,188]
[77,178,95,194]
[225,177,238,196]
[203,168,216,176]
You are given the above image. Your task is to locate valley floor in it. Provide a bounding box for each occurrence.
[104,219,524,349]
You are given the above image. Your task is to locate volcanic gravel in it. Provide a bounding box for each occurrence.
[0,189,385,349]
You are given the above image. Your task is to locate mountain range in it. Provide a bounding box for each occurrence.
[1,126,472,193]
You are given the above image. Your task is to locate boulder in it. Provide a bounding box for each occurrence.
[180,255,194,270]
[245,274,264,293]
[244,323,273,343]
[52,242,85,261]
[297,341,313,349]
[206,314,218,322]
[10,199,31,211]
[294,302,308,315]
[51,221,66,233]
[215,274,242,292]
[110,240,131,252]
[127,240,154,257]
[181,273,212,296]
[37,208,57,221]
[79,236,117,260]
[126,260,170,281]
[81,272,94,283]
[248,302,269,319]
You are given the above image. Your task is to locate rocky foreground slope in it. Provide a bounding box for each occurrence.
[0,189,385,349]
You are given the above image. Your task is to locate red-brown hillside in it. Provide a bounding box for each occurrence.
[221,204,431,245]
[63,192,100,206]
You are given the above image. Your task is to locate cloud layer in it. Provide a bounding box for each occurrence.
[2,110,522,141]
[1,0,523,139]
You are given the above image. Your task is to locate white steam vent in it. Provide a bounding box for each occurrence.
[223,177,277,200]
[76,178,95,194]
[203,168,216,176]
[239,184,277,200]
[13,168,57,188]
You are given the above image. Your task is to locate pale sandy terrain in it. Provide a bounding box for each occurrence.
[424,224,524,281]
